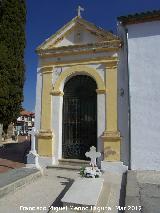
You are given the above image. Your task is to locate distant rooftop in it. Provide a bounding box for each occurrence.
[20,110,35,117]
[118,10,160,25]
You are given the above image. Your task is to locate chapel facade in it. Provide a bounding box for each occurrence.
[34,10,160,171]
[35,14,123,168]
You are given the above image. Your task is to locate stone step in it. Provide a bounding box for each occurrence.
[58,158,90,167]
[47,165,82,171]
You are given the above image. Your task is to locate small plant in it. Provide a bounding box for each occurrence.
[79,166,85,177]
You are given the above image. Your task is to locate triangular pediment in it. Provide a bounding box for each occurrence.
[37,16,119,51]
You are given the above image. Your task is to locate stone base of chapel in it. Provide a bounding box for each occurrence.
[101,161,128,174]
[38,156,56,168]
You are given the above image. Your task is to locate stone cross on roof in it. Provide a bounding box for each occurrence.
[85,146,101,167]
[77,5,84,18]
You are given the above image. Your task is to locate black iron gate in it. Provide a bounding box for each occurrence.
[62,75,97,159]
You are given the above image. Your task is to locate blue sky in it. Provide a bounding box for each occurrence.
[24,0,160,111]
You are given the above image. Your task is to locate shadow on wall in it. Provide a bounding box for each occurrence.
[127,21,160,39]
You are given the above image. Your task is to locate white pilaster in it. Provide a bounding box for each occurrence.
[97,94,105,157]
[52,95,63,164]
[34,68,42,131]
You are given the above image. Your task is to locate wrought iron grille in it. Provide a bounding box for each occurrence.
[62,75,97,159]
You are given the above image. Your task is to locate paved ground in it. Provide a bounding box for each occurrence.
[0,169,80,213]
[0,168,124,213]
[125,170,160,213]
[0,168,41,199]
[1,140,159,213]
[0,140,30,173]
[0,168,39,189]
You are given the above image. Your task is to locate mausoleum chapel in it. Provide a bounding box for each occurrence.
[35,9,160,170]
[35,10,122,168]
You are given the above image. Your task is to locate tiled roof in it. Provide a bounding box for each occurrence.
[20,111,35,117]
[118,10,160,25]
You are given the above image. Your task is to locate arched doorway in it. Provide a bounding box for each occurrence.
[62,75,97,159]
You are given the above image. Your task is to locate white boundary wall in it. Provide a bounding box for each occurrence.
[119,20,160,170]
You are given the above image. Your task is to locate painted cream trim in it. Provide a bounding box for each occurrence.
[52,65,105,94]
[96,89,106,94]
[50,91,64,96]
[39,47,120,57]
[40,66,53,73]
[104,60,118,69]
[39,56,118,67]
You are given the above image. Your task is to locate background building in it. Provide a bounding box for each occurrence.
[15,110,35,136]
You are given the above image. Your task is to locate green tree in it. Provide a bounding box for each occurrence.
[0,0,26,134]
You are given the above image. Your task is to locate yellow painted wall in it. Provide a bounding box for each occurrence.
[106,67,117,131]
[37,67,54,156]
[102,62,121,161]
[41,72,52,129]
[38,137,53,156]
[104,140,120,161]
